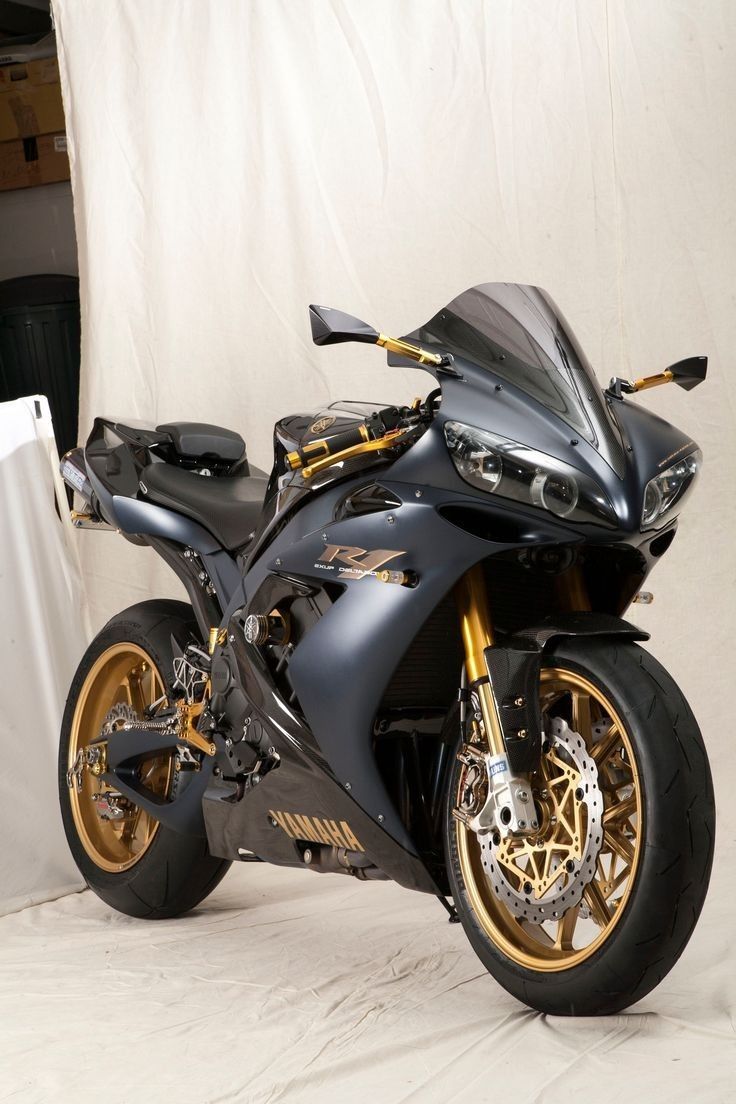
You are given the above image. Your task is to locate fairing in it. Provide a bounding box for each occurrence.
[407,283,626,477]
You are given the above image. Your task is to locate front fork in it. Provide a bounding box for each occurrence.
[454,565,539,838]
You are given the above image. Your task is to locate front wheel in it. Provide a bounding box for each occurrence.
[445,638,715,1015]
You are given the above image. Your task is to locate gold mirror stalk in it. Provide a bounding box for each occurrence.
[631,369,674,392]
[376,333,444,367]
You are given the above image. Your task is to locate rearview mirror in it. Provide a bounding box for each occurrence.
[611,353,709,397]
[666,355,708,391]
[308,304,379,346]
[308,303,447,369]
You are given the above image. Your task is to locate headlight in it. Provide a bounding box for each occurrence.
[641,451,701,529]
[444,420,616,527]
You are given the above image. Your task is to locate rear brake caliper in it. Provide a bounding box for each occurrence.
[92,790,134,821]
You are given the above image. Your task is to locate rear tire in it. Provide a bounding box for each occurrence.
[59,599,231,919]
[445,639,715,1015]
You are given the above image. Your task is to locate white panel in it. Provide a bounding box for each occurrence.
[0,396,87,913]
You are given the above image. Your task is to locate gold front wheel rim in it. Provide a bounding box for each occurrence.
[68,643,172,873]
[457,667,642,972]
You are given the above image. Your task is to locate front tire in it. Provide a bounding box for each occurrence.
[445,639,715,1015]
[59,600,231,919]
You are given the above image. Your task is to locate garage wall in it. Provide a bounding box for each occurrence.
[52,1,736,799]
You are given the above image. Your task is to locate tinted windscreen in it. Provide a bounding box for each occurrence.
[409,283,624,475]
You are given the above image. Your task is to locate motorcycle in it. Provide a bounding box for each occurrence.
[59,283,714,1015]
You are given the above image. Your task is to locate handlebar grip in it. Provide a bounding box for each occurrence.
[285,423,370,470]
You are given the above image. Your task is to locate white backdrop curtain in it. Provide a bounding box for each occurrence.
[53,0,735,804]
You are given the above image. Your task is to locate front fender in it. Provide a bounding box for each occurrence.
[517,611,649,650]
[485,613,649,773]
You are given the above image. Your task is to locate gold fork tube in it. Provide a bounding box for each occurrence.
[454,565,506,759]
[455,564,494,681]
[555,564,591,612]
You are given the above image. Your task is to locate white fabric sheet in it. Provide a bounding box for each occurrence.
[1,862,734,1102]
[0,397,87,914]
[51,0,736,765]
[27,3,736,1094]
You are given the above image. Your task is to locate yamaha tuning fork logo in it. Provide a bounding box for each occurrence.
[309,415,337,435]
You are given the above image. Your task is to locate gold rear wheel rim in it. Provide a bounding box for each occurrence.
[457,667,642,971]
[68,643,172,873]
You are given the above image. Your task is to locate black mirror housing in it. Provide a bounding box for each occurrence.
[309,305,379,346]
[667,355,708,391]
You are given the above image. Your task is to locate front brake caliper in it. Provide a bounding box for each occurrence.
[455,742,538,839]
[470,752,538,837]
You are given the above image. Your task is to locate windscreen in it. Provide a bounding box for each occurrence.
[408,283,625,476]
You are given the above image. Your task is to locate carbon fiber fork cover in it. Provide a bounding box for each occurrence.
[483,643,543,773]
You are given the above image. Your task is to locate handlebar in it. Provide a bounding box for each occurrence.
[285,424,370,472]
[284,398,434,480]
[285,401,428,475]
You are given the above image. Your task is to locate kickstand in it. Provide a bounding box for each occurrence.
[436,894,460,924]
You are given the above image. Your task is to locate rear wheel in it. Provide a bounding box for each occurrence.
[59,600,230,918]
[445,639,715,1014]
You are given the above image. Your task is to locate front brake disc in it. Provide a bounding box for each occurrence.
[478,717,604,923]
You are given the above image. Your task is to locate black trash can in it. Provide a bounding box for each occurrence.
[0,273,81,456]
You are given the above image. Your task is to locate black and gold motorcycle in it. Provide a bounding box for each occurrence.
[59,283,714,1015]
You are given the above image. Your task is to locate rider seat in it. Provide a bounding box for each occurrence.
[139,461,269,550]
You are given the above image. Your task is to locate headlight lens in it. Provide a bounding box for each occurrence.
[444,420,616,527]
[641,451,701,528]
[530,471,578,517]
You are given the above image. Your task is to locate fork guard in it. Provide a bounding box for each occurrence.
[486,612,650,773]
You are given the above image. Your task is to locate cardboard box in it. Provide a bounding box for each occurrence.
[0,133,70,192]
[0,56,60,91]
[0,59,65,141]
